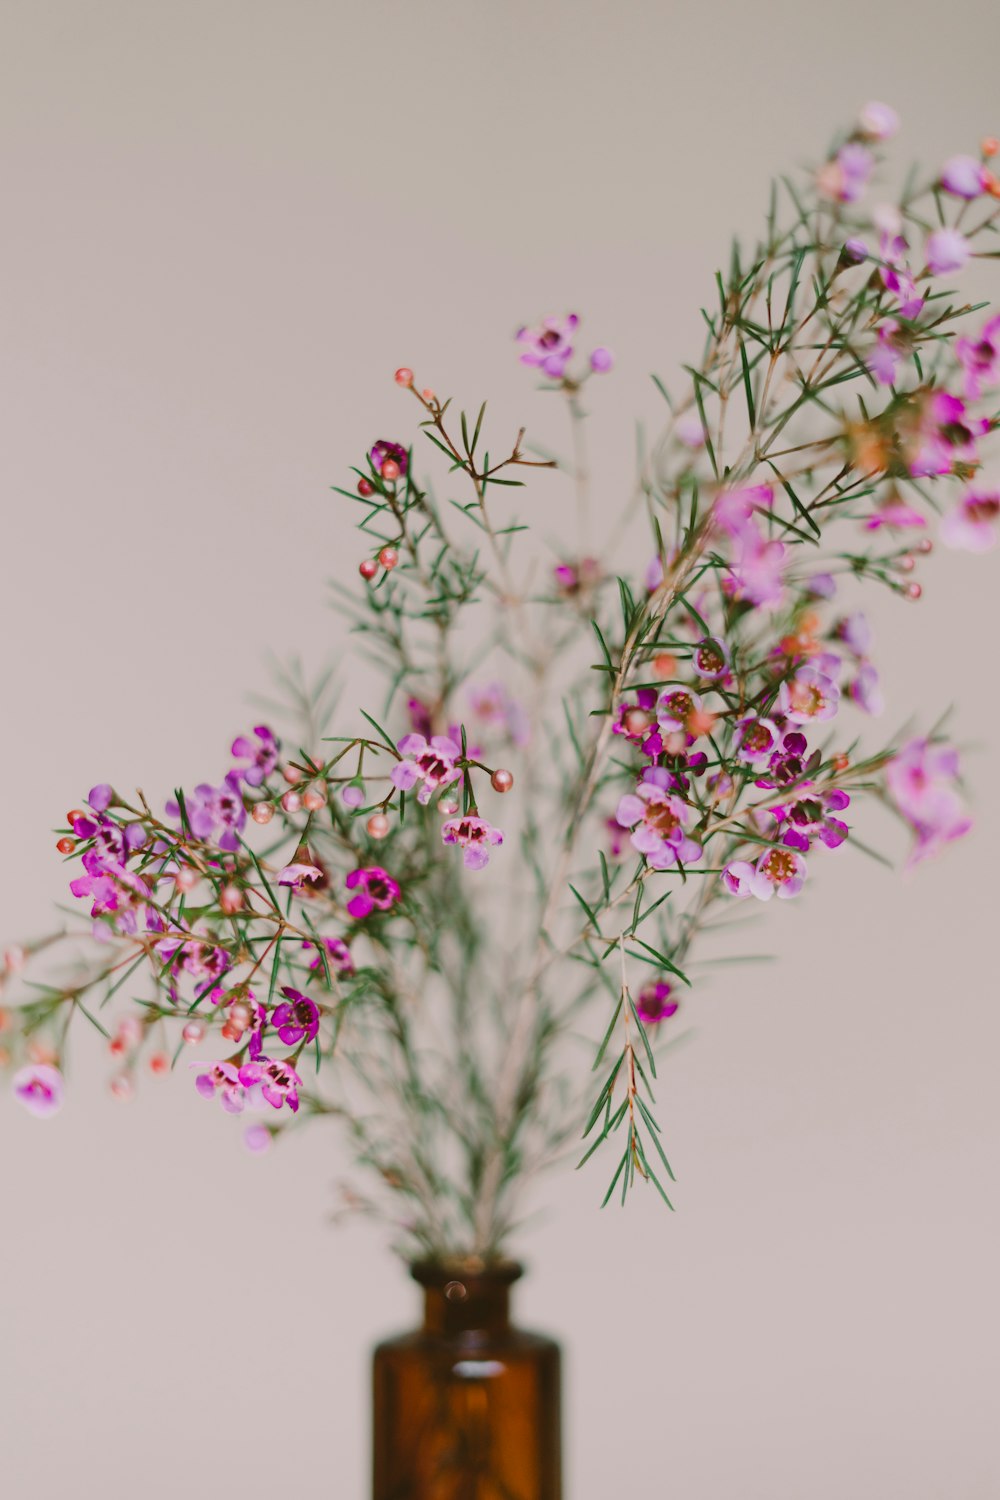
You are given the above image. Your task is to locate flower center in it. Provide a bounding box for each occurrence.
[742,723,772,754]
[644,800,680,838]
[762,848,796,882]
[789,681,826,716]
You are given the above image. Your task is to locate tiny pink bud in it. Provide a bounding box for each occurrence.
[394,367,414,387]
[897,554,915,572]
[302,787,326,812]
[916,538,933,555]
[421,388,436,403]
[903,581,923,601]
[174,866,199,892]
[359,558,379,581]
[490,768,514,794]
[219,884,242,915]
[439,798,459,817]
[982,137,1000,159]
[366,813,390,839]
[66,808,86,825]
[282,765,303,785]
[182,1021,205,1044]
[149,1053,169,1076]
[220,1020,241,1042]
[281,790,302,814]
[378,546,399,570]
[622,708,652,737]
[380,459,401,482]
[341,783,365,809]
[56,837,76,855]
[251,801,274,825]
[109,1074,133,1101]
[357,477,375,497]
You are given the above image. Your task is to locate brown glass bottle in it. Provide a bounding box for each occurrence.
[372,1260,562,1500]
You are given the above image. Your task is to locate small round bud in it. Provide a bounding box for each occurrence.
[302,787,326,812]
[357,477,375,497]
[229,1001,252,1031]
[490,768,514,794]
[380,458,401,482]
[622,708,652,737]
[897,553,916,573]
[282,764,303,785]
[359,558,379,581]
[149,1053,169,1076]
[394,367,414,387]
[378,546,399,570]
[281,790,302,814]
[109,1074,133,1102]
[982,136,999,159]
[439,798,459,817]
[421,388,436,403]
[56,837,76,855]
[66,809,86,826]
[366,813,390,840]
[831,753,850,772]
[251,801,274,825]
[220,1020,241,1042]
[182,1021,205,1045]
[916,538,933,555]
[341,783,365,809]
[903,581,923,601]
[174,866,199,892]
[219,884,242,915]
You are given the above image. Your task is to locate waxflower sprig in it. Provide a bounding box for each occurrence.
[3,104,997,1260]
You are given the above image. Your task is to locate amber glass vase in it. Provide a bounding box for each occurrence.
[372,1260,562,1500]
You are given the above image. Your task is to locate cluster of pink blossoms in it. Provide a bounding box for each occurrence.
[516,313,613,381]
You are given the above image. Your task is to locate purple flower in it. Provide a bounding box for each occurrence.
[859,101,899,141]
[589,347,614,373]
[886,738,972,867]
[940,155,986,199]
[735,717,782,771]
[441,814,504,870]
[908,391,989,478]
[818,143,872,203]
[779,665,841,724]
[341,782,366,809]
[635,980,678,1025]
[805,572,837,600]
[369,440,409,477]
[754,729,809,790]
[722,844,807,902]
[12,1063,64,1118]
[842,236,869,264]
[70,865,156,936]
[656,687,703,736]
[940,488,1000,553]
[612,688,663,758]
[166,773,247,853]
[876,212,925,320]
[238,1057,302,1113]
[868,318,906,386]
[926,228,971,275]
[277,858,325,888]
[345,866,401,919]
[303,937,354,978]
[230,725,280,788]
[956,315,1000,400]
[712,484,774,538]
[554,557,603,595]
[848,662,885,716]
[777,788,851,850]
[271,987,320,1045]
[515,314,579,379]
[194,1061,246,1114]
[615,768,702,870]
[836,612,872,657]
[391,734,463,804]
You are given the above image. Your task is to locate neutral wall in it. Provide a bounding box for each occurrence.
[1,3,998,1497]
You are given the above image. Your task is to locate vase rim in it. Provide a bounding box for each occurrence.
[409,1256,524,1287]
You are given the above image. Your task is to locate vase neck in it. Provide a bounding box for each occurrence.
[411,1260,522,1337]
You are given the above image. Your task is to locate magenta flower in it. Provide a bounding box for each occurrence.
[955,314,1000,400]
[515,314,579,379]
[692,636,730,681]
[909,391,988,478]
[735,717,782,771]
[836,612,872,657]
[194,1061,246,1114]
[369,439,409,477]
[12,1063,64,1118]
[656,687,703,735]
[886,738,972,867]
[441,814,504,870]
[615,768,702,870]
[725,520,787,607]
[391,734,462,805]
[859,101,899,141]
[70,865,156,937]
[238,1057,302,1113]
[166,773,246,853]
[779,665,841,724]
[612,688,663,758]
[940,488,1000,552]
[303,936,354,978]
[842,236,869,264]
[754,729,809,790]
[926,228,971,276]
[940,155,986,199]
[777,788,851,850]
[635,980,679,1025]
[712,484,774,538]
[346,866,401,919]
[271,988,320,1045]
[554,557,603,595]
[230,725,280,787]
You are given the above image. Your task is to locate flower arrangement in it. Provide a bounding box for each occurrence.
[3,106,998,1260]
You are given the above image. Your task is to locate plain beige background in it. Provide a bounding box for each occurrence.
[2,2,999,1496]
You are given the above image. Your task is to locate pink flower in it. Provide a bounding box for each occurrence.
[238,1057,302,1113]
[725,521,786,607]
[868,319,906,386]
[940,155,986,199]
[955,315,1000,400]
[940,489,1000,553]
[712,484,774,538]
[635,980,678,1025]
[817,143,872,203]
[722,845,807,902]
[303,937,354,978]
[848,663,885,716]
[271,988,320,1045]
[926,228,971,275]
[194,1061,246,1114]
[230,725,280,788]
[13,1063,64,1118]
[863,494,926,531]
[734,717,782,771]
[441,815,504,870]
[779,665,841,724]
[345,866,401,919]
[859,101,899,141]
[369,440,409,477]
[615,768,702,870]
[515,314,579,379]
[876,212,925,319]
[277,860,324,888]
[391,734,463,804]
[886,739,972,867]
[692,636,730,681]
[908,391,988,478]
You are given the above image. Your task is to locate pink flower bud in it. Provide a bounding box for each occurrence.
[281,790,302,814]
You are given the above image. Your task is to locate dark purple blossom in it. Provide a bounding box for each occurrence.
[271,987,320,1046]
[346,866,401,920]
